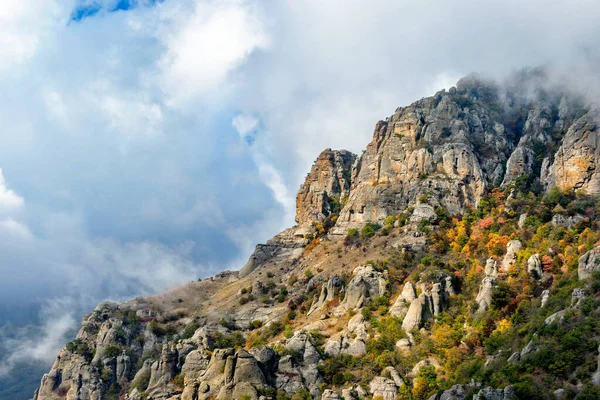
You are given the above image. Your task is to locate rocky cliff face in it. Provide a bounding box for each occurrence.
[295,149,356,227]
[34,70,600,400]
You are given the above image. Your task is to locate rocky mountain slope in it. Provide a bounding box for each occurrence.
[33,69,600,400]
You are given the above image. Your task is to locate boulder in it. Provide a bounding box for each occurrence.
[339,265,387,311]
[475,277,498,313]
[410,203,437,224]
[429,383,481,400]
[578,246,600,280]
[322,389,342,400]
[551,213,584,229]
[402,277,453,331]
[473,386,515,400]
[484,258,498,278]
[308,274,341,315]
[182,350,211,379]
[501,240,521,271]
[527,254,542,279]
[541,290,550,308]
[233,350,265,386]
[592,345,600,385]
[369,376,398,400]
[389,282,417,318]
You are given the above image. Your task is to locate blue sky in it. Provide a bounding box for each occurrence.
[0,0,599,384]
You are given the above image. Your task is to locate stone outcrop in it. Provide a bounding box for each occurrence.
[501,240,521,272]
[324,314,369,356]
[552,213,585,229]
[369,376,398,400]
[578,246,600,280]
[473,386,516,400]
[542,111,600,194]
[402,278,453,332]
[541,290,550,307]
[526,254,542,279]
[238,228,306,278]
[308,274,342,315]
[338,265,387,311]
[475,258,499,313]
[296,148,356,226]
[389,282,417,318]
[592,345,600,385]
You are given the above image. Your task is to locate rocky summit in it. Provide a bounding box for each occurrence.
[34,69,600,400]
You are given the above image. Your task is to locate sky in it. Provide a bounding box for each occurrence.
[1,0,600,385]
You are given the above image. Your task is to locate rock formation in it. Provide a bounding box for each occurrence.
[501,240,521,272]
[338,265,387,311]
[578,246,600,280]
[526,254,542,279]
[475,258,499,313]
[402,277,453,332]
[295,149,356,227]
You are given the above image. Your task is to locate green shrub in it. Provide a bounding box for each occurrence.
[361,222,381,238]
[103,345,122,359]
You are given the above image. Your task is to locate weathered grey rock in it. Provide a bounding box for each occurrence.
[341,387,358,400]
[410,359,441,378]
[578,246,600,280]
[527,254,542,279]
[147,344,178,390]
[396,338,412,353]
[541,290,550,308]
[520,340,537,358]
[545,309,566,325]
[182,350,211,379]
[475,277,498,313]
[502,240,522,271]
[322,389,342,400]
[592,345,600,385]
[369,376,398,400]
[402,277,453,331]
[116,352,131,381]
[402,292,432,332]
[274,355,304,395]
[571,288,585,306]
[518,214,527,229]
[473,386,515,400]
[429,383,481,400]
[296,148,356,226]
[554,388,567,399]
[308,274,342,315]
[551,213,585,229]
[233,350,265,386]
[542,111,600,194]
[339,265,387,311]
[410,203,437,224]
[383,366,405,387]
[231,381,258,400]
[484,258,498,279]
[238,227,306,278]
[389,282,417,318]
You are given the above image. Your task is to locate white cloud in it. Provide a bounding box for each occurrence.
[232,113,259,140]
[87,80,164,139]
[0,169,24,216]
[0,0,68,71]
[0,297,77,376]
[158,0,269,105]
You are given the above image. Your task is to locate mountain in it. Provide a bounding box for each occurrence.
[32,69,600,400]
